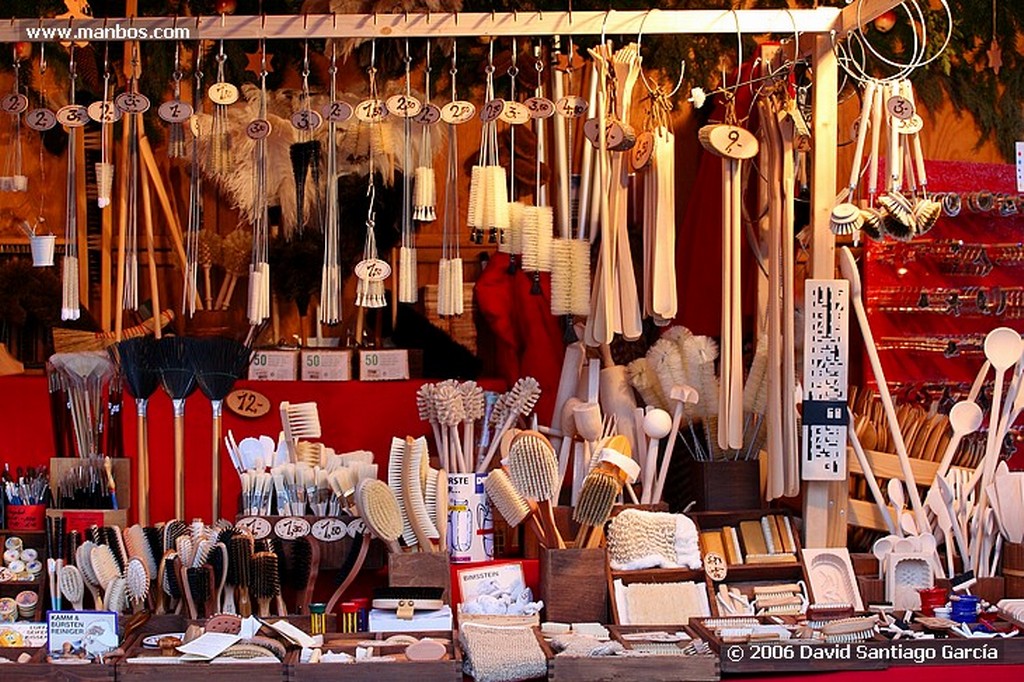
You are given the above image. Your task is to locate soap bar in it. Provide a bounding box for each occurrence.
[405,639,447,661]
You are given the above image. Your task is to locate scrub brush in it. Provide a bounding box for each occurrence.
[507,430,564,549]
[355,479,404,554]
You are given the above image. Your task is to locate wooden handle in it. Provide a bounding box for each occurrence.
[138,152,162,339]
[848,81,877,193]
[211,408,222,522]
[137,409,148,525]
[174,411,185,520]
[325,533,370,613]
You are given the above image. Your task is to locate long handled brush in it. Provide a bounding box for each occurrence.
[112,337,160,525]
[189,337,253,522]
[157,336,198,519]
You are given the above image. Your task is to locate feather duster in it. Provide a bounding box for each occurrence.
[646,339,688,409]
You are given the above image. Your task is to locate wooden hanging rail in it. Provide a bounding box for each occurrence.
[0,6,903,43]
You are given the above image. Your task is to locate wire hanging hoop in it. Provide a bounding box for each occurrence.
[636,9,686,99]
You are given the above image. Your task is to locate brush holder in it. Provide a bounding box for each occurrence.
[1003,542,1024,598]
[29,234,55,267]
[540,546,608,624]
[678,458,761,512]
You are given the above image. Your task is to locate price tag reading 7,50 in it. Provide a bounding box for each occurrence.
[274,516,311,540]
[354,258,392,282]
[226,388,271,419]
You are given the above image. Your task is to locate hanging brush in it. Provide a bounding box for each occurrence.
[216,228,252,311]
[319,42,343,326]
[0,51,26,193]
[190,337,252,521]
[467,39,510,247]
[157,336,199,519]
[398,39,419,305]
[247,41,272,325]
[61,45,82,321]
[50,351,114,459]
[183,62,204,318]
[503,40,526,265]
[521,45,554,295]
[290,42,322,238]
[116,42,147,326]
[159,42,191,160]
[413,41,437,224]
[208,40,236,176]
[198,230,222,312]
[94,45,114,208]
[438,44,465,318]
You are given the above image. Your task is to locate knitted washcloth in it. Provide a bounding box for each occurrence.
[460,623,547,682]
[606,509,702,571]
[549,634,625,658]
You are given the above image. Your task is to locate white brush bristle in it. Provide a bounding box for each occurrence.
[627,358,669,411]
[485,469,531,527]
[550,239,573,316]
[413,166,437,222]
[468,165,485,229]
[569,239,591,316]
[507,432,559,501]
[388,437,419,548]
[355,478,404,542]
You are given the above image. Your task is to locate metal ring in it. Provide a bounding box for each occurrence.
[942,192,961,217]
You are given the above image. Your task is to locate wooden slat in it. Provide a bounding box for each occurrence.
[846,446,972,484]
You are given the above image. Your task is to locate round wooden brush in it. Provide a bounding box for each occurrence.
[355,479,404,553]
[250,550,280,618]
[229,533,254,618]
[105,577,127,614]
[75,541,104,609]
[125,557,149,613]
[90,544,121,591]
[59,564,85,610]
[507,430,564,549]
[485,469,545,542]
[159,550,181,615]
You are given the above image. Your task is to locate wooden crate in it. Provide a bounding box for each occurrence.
[286,630,461,682]
[678,459,762,512]
[536,624,719,682]
[541,547,609,624]
[15,648,118,682]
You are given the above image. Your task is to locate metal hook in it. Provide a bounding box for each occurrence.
[600,9,611,48]
[637,9,686,99]
[426,10,430,25]
[303,13,308,30]
[196,15,201,31]
[261,14,266,31]
[731,8,743,91]
[333,12,337,30]
[220,12,225,28]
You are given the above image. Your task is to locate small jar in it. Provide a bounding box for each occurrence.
[352,597,370,632]
[917,586,948,617]
[340,602,359,633]
[951,594,981,624]
[308,602,326,636]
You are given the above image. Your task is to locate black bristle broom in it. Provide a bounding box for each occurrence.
[157,336,198,520]
[188,337,253,522]
[111,336,160,525]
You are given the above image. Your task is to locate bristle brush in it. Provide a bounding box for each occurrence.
[388,437,419,550]
[507,430,564,548]
[90,544,121,591]
[208,541,228,614]
[573,436,640,548]
[484,469,546,541]
[354,479,403,553]
[478,377,542,473]
[403,436,440,551]
[229,533,254,617]
[76,541,104,609]
[59,564,85,611]
[125,557,149,613]
[250,551,279,618]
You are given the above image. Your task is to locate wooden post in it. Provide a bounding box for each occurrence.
[802,34,845,549]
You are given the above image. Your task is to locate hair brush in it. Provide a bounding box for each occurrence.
[124,525,158,583]
[159,550,181,614]
[229,534,254,618]
[125,557,150,613]
[403,436,440,551]
[208,541,228,614]
[183,565,209,620]
[484,469,545,543]
[355,478,404,553]
[288,537,320,615]
[75,541,104,609]
[507,430,564,548]
[163,520,188,552]
[250,551,280,617]
[105,577,128,614]
[59,564,85,611]
[90,544,122,591]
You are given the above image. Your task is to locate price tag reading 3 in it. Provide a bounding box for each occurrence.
[245,119,272,140]
[886,95,914,121]
[56,105,89,128]
[290,109,323,132]
[499,100,530,125]
[115,92,150,114]
[158,100,193,124]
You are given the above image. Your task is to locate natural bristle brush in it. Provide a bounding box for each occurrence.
[507,430,565,549]
[402,437,440,551]
[829,80,876,236]
[125,557,149,613]
[467,39,510,247]
[280,401,321,462]
[355,478,404,554]
[485,468,545,542]
[573,435,641,548]
[227,532,253,617]
[478,376,542,473]
[250,550,281,618]
[76,541,104,609]
[398,39,420,305]
[59,564,85,611]
[61,46,83,321]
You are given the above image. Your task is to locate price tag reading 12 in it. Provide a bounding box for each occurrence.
[226,388,271,418]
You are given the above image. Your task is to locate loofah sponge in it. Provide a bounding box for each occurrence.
[606,509,702,571]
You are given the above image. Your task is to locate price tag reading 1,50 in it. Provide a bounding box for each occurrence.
[355,99,388,123]
[311,518,348,543]
[274,516,311,540]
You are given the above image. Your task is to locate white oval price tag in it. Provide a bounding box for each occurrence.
[631,131,655,170]
[385,94,422,118]
[291,108,323,132]
[347,517,367,537]
[158,99,193,124]
[88,100,122,124]
[556,95,588,118]
[115,91,150,114]
[583,118,626,148]
[354,258,392,282]
[413,102,442,126]
[56,105,89,128]
[896,113,924,136]
[886,95,914,121]
[274,516,311,540]
[699,124,759,160]
[236,516,272,540]
[208,82,239,106]
[25,108,57,131]
[480,98,505,123]
[245,118,272,140]
[355,98,388,123]
[321,100,353,123]
[704,551,728,582]
[440,100,476,125]
[499,100,530,125]
[524,96,555,119]
[1,93,29,115]
[311,518,349,543]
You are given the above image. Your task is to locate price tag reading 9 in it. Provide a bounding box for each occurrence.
[311,518,349,543]
[208,82,240,106]
[480,98,505,123]
[347,518,367,537]
[274,516,311,540]
[1,93,29,115]
[88,100,122,124]
[413,103,442,126]
[25,108,57,131]
[236,516,272,540]
[556,96,588,119]
[355,98,388,123]
[385,94,422,119]
[524,97,555,119]
[440,100,476,125]
[115,92,151,114]
[499,101,530,125]
[290,109,323,132]
[246,119,272,140]
[56,105,89,128]
[157,100,193,124]
[582,117,624,147]
[321,100,353,123]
